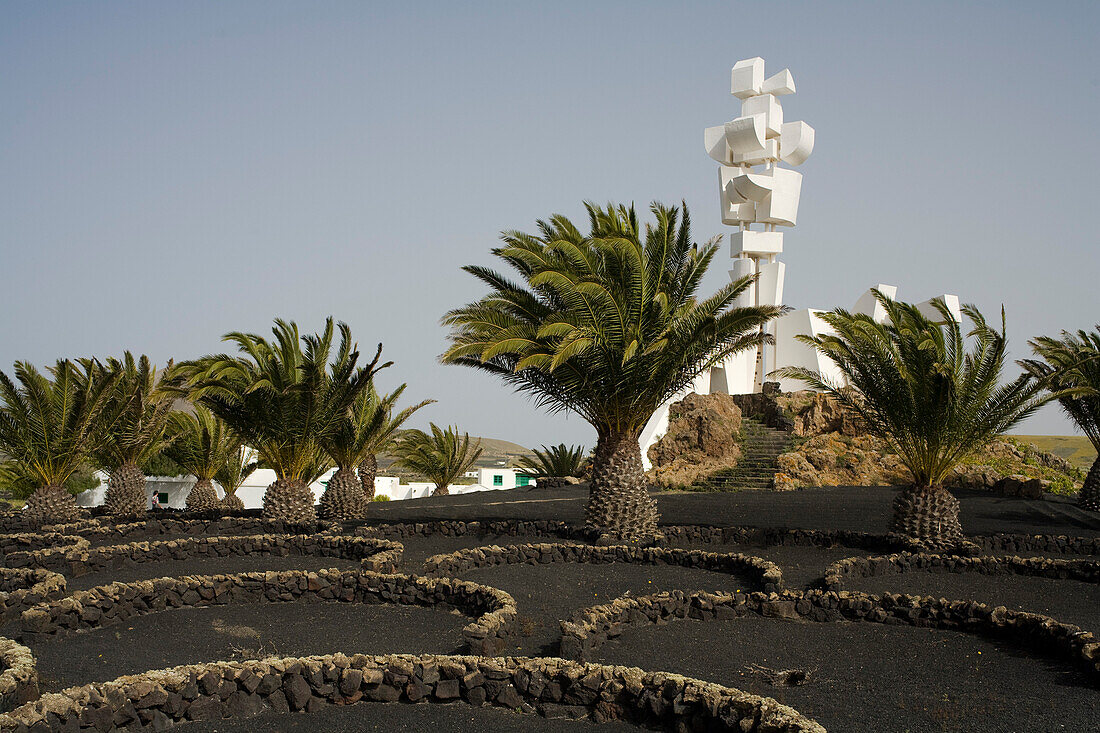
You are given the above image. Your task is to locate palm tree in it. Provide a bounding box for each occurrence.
[776,291,1049,551]
[1021,327,1100,511]
[442,202,783,540]
[392,424,482,496]
[94,353,177,517]
[518,443,587,480]
[319,383,433,519]
[180,318,384,522]
[0,359,118,526]
[214,445,259,511]
[165,407,244,512]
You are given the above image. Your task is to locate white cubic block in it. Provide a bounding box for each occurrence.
[753,167,803,226]
[757,260,786,308]
[731,57,764,99]
[705,125,733,164]
[779,121,815,166]
[852,285,898,324]
[762,69,796,96]
[731,138,778,166]
[740,94,783,138]
[730,230,784,256]
[719,167,755,223]
[731,169,774,202]
[915,295,962,323]
[724,114,766,154]
[729,257,757,309]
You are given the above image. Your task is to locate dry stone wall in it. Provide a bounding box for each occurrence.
[0,639,36,713]
[559,587,1100,683]
[0,570,65,624]
[424,543,784,593]
[19,568,516,655]
[6,534,403,576]
[823,552,1100,591]
[0,653,825,732]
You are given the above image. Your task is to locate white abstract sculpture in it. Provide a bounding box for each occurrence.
[637,58,961,470]
[704,57,815,390]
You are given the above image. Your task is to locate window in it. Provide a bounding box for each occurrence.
[517,475,530,486]
[157,492,169,504]
[493,475,503,486]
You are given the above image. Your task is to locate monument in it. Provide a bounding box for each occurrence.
[639,57,961,467]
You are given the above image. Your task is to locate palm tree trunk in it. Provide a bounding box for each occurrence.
[432,483,449,496]
[357,454,377,501]
[1079,455,1100,512]
[319,468,366,520]
[262,478,317,523]
[104,462,147,517]
[221,492,245,511]
[889,484,964,551]
[23,484,83,527]
[584,430,659,541]
[185,478,221,512]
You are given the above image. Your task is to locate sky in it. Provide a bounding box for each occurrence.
[1,1,1098,449]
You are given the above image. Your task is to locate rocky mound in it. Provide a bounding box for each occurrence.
[774,433,1083,495]
[647,393,742,488]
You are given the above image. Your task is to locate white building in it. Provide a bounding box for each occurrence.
[76,466,538,509]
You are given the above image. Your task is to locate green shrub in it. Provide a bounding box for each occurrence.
[371,494,390,502]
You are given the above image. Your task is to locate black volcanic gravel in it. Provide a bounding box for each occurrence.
[365,484,1100,537]
[182,700,642,732]
[65,555,365,592]
[844,571,1100,632]
[596,614,1100,733]
[30,602,468,692]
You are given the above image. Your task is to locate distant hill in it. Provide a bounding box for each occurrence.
[378,433,534,475]
[1010,435,1096,471]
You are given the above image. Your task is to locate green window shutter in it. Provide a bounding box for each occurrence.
[493,475,503,486]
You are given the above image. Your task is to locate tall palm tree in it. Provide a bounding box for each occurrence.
[776,291,1049,551]
[1021,326,1100,511]
[93,353,177,517]
[319,383,433,519]
[180,318,384,522]
[165,407,244,512]
[518,443,587,479]
[0,359,118,526]
[392,424,482,496]
[442,202,783,540]
[214,444,260,511]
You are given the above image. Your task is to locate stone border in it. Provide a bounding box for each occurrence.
[559,587,1100,683]
[19,568,516,655]
[973,533,1100,556]
[0,653,824,732]
[823,552,1100,592]
[0,570,66,624]
[7,534,403,576]
[0,639,36,713]
[0,534,88,560]
[357,519,585,541]
[656,525,898,552]
[423,542,784,593]
[54,517,335,546]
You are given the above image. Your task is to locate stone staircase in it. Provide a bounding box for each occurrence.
[699,417,799,491]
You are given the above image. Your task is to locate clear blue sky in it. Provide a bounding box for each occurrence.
[2,1,1098,448]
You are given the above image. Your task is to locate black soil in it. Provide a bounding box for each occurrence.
[667,542,875,589]
[30,602,467,692]
[65,555,365,592]
[596,614,1100,733]
[182,700,642,732]
[365,484,1100,537]
[460,561,759,656]
[844,571,1100,632]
